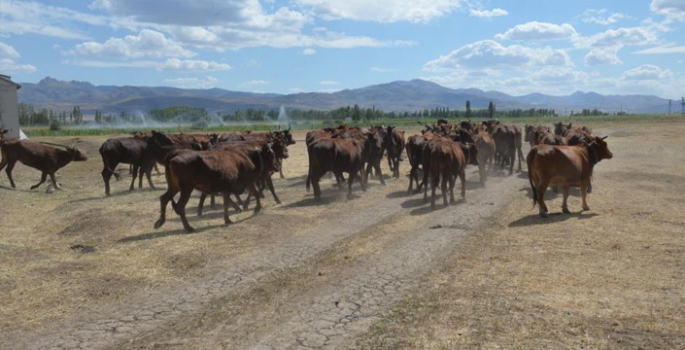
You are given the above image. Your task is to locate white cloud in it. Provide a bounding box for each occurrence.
[651,0,685,23]
[0,42,36,74]
[469,8,508,18]
[495,22,577,41]
[371,67,394,73]
[292,0,463,23]
[622,64,673,80]
[69,30,195,58]
[157,59,231,72]
[580,27,659,48]
[582,9,628,25]
[585,47,622,66]
[237,80,270,88]
[303,48,316,55]
[320,80,339,85]
[65,60,160,69]
[531,67,589,84]
[0,42,20,60]
[423,40,572,71]
[633,44,685,54]
[164,76,219,89]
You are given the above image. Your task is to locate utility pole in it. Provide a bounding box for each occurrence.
[668,99,672,114]
[682,97,685,115]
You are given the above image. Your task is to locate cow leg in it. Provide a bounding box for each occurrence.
[537,182,550,218]
[508,153,514,175]
[247,182,262,213]
[154,163,161,175]
[441,172,449,207]
[562,186,571,214]
[517,147,524,172]
[233,193,245,209]
[387,154,394,173]
[101,160,119,196]
[430,174,438,210]
[210,194,216,208]
[581,181,590,211]
[347,171,356,199]
[306,173,311,193]
[459,168,466,199]
[407,166,415,193]
[154,188,177,229]
[144,164,156,190]
[422,167,430,203]
[198,192,207,216]
[48,173,60,190]
[173,188,194,233]
[375,163,386,185]
[31,172,48,190]
[4,159,17,188]
[587,180,593,194]
[227,195,242,212]
[312,176,322,200]
[222,193,233,225]
[129,164,139,191]
[265,175,281,204]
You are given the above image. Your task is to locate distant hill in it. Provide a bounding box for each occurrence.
[18,77,671,115]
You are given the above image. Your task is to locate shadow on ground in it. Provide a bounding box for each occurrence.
[508,212,599,227]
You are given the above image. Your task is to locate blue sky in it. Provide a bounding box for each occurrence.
[1,0,683,98]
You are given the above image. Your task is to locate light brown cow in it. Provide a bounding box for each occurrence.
[527,136,612,217]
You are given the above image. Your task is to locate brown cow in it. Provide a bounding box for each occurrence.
[405,132,434,193]
[0,127,8,142]
[386,126,405,179]
[1,140,88,191]
[525,125,551,148]
[422,137,476,209]
[154,144,279,232]
[492,124,523,174]
[537,132,567,146]
[473,131,495,186]
[100,135,156,195]
[527,136,612,217]
[307,137,367,200]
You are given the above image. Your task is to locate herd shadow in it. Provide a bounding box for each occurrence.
[117,224,224,243]
[509,211,599,227]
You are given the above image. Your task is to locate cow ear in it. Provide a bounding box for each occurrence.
[601,136,608,140]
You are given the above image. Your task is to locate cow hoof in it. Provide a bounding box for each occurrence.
[275,200,282,205]
[154,219,165,229]
[562,208,571,214]
[582,205,590,211]
[254,206,262,213]
[30,185,39,190]
[184,227,195,233]
[540,213,548,218]
[223,220,233,226]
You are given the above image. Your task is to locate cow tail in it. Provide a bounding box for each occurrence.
[305,145,312,192]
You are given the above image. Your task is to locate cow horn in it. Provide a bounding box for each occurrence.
[40,141,69,149]
[601,136,608,140]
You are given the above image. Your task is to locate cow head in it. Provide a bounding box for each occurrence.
[0,127,7,142]
[364,131,384,157]
[588,136,612,162]
[67,146,89,162]
[262,143,281,172]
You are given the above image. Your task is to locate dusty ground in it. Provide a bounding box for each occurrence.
[0,118,683,350]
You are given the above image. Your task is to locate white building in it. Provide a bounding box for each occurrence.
[0,74,22,139]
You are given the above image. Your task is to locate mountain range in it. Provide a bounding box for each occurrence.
[17,77,672,115]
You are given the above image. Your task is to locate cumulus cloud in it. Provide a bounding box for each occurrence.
[585,47,622,66]
[157,58,231,72]
[579,27,659,48]
[495,22,577,41]
[423,40,572,71]
[622,64,673,80]
[651,0,685,22]
[582,9,628,25]
[0,42,36,74]
[69,30,195,58]
[303,48,316,55]
[163,76,219,89]
[237,80,270,89]
[292,0,462,23]
[469,8,508,18]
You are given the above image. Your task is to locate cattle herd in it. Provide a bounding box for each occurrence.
[0,119,612,231]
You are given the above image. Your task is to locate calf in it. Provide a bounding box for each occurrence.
[405,132,434,193]
[154,144,279,233]
[527,136,612,217]
[1,140,88,191]
[473,131,495,186]
[422,137,476,209]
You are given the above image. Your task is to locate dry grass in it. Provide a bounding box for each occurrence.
[351,121,685,350]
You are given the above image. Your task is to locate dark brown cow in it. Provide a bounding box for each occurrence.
[100,135,155,195]
[1,140,88,191]
[422,137,476,209]
[386,126,405,179]
[154,144,279,232]
[307,137,367,200]
[405,132,434,193]
[0,127,8,142]
[527,136,612,217]
[525,125,551,148]
[492,124,523,174]
[537,132,567,146]
[473,131,495,186]
[362,130,386,185]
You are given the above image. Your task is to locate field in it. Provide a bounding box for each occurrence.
[1,116,683,350]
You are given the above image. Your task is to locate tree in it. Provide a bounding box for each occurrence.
[465,100,472,119]
[488,101,495,119]
[351,104,361,121]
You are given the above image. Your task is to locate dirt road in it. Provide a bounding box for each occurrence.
[0,132,528,350]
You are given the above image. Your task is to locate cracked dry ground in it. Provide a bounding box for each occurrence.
[1,135,528,350]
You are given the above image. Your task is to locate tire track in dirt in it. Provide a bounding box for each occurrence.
[111,171,526,350]
[0,167,498,350]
